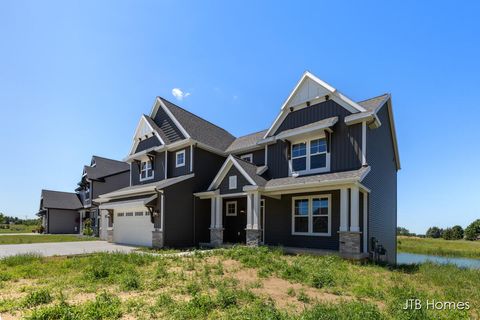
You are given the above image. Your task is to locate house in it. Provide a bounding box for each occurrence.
[75,156,130,237]
[37,190,82,234]
[96,71,399,263]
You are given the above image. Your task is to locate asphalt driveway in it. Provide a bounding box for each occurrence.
[0,241,137,258]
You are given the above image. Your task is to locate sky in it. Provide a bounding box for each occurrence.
[0,1,479,234]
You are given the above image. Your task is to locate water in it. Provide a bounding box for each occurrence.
[397,252,480,269]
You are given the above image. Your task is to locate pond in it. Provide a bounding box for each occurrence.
[397,252,480,269]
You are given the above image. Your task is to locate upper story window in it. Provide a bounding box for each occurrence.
[240,154,253,163]
[229,175,237,190]
[176,150,185,168]
[140,160,154,181]
[85,185,90,200]
[292,195,331,236]
[291,137,329,175]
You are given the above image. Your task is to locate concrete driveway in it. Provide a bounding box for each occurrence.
[0,241,138,258]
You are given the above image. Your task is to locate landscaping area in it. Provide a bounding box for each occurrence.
[0,234,96,245]
[397,236,480,259]
[0,246,478,319]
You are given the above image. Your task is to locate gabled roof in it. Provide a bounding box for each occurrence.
[225,129,268,153]
[357,93,390,113]
[208,155,267,190]
[128,115,166,156]
[83,156,129,180]
[151,97,236,152]
[41,190,82,210]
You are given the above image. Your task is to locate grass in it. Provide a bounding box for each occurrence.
[398,236,480,259]
[0,247,478,319]
[0,234,97,245]
[0,224,37,234]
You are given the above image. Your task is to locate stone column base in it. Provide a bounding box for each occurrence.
[152,230,164,248]
[339,231,361,254]
[107,229,114,243]
[210,228,224,246]
[246,229,262,246]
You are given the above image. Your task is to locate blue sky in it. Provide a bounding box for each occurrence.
[0,1,479,234]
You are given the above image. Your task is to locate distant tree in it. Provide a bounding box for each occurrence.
[442,228,453,240]
[451,225,464,240]
[397,227,411,236]
[426,226,442,238]
[0,212,5,224]
[465,219,480,241]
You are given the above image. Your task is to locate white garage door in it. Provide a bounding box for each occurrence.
[113,207,154,247]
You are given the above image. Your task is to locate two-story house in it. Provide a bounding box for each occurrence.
[96,71,399,263]
[75,155,130,237]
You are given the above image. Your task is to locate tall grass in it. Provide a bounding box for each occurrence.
[397,236,480,258]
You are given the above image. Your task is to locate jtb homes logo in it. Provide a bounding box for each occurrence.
[403,299,470,310]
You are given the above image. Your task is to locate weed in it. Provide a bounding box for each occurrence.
[297,289,310,303]
[23,289,53,308]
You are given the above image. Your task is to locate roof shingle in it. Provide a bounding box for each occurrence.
[41,190,82,210]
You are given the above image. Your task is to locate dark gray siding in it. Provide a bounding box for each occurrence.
[92,171,130,199]
[153,105,184,142]
[238,148,265,166]
[218,166,252,194]
[362,103,397,264]
[264,190,340,250]
[267,100,363,178]
[193,147,227,191]
[47,209,79,234]
[135,136,162,153]
[168,147,192,178]
[131,151,166,185]
[222,197,247,243]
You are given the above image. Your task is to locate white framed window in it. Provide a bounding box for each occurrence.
[226,201,237,216]
[140,160,154,181]
[292,194,331,236]
[176,150,186,168]
[229,175,237,190]
[85,185,90,200]
[290,137,329,175]
[240,153,253,163]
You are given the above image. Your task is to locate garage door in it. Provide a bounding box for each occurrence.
[113,207,154,247]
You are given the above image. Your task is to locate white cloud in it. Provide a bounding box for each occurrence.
[172,88,191,101]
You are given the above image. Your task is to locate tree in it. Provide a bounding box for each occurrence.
[451,225,464,240]
[442,228,453,240]
[0,212,5,224]
[465,219,480,241]
[426,226,442,238]
[397,227,411,236]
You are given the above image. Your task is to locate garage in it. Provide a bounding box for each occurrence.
[113,207,154,247]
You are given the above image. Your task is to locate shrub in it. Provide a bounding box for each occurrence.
[451,225,464,240]
[23,289,53,308]
[120,272,141,291]
[83,218,93,236]
[465,219,480,241]
[442,228,453,240]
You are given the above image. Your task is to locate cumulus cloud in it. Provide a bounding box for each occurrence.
[172,88,191,101]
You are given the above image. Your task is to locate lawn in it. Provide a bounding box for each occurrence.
[0,234,97,245]
[397,236,480,259]
[0,224,37,234]
[0,247,478,319]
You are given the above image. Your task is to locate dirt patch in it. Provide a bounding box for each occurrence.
[0,313,21,320]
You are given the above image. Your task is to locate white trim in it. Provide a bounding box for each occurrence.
[290,136,330,176]
[350,186,360,232]
[264,145,268,165]
[128,115,165,156]
[210,197,216,228]
[228,175,237,190]
[362,121,367,166]
[208,155,257,190]
[215,196,223,228]
[246,193,252,229]
[225,201,237,216]
[363,192,368,253]
[139,159,154,182]
[98,194,158,210]
[164,151,168,179]
[151,97,191,139]
[291,194,331,236]
[276,117,337,141]
[339,188,348,232]
[175,150,186,168]
[240,153,253,163]
[190,145,193,172]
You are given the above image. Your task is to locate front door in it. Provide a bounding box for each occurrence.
[223,197,247,244]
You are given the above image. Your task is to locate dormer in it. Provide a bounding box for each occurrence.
[129,115,165,156]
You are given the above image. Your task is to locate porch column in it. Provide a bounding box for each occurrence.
[210,196,223,246]
[252,192,260,230]
[215,196,223,229]
[246,191,262,246]
[246,193,253,229]
[363,192,368,253]
[152,193,164,248]
[210,197,216,229]
[350,186,360,232]
[339,188,348,232]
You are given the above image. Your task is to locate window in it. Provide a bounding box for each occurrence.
[85,185,90,200]
[134,211,144,216]
[226,201,237,216]
[117,212,124,217]
[176,150,185,167]
[291,137,329,175]
[240,154,253,163]
[125,212,134,217]
[140,160,154,181]
[292,195,331,236]
[229,175,237,190]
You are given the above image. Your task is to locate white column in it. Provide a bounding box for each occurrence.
[160,193,165,231]
[361,121,367,166]
[164,151,168,179]
[210,197,216,229]
[215,196,223,229]
[190,145,193,172]
[264,145,268,165]
[339,188,348,232]
[246,193,253,229]
[252,192,260,230]
[350,186,360,232]
[363,192,368,252]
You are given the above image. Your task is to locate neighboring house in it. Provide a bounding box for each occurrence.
[75,156,130,237]
[96,71,400,263]
[37,190,82,234]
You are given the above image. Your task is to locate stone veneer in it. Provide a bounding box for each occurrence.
[210,228,224,246]
[339,231,361,254]
[246,229,262,246]
[152,230,164,248]
[107,229,114,242]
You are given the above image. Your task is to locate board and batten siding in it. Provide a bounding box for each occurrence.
[153,105,185,143]
[167,147,192,178]
[131,151,166,185]
[218,166,252,194]
[237,148,265,167]
[362,102,397,264]
[135,135,162,154]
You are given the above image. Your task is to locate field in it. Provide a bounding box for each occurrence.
[0,234,97,245]
[397,236,480,259]
[0,224,36,234]
[0,246,478,319]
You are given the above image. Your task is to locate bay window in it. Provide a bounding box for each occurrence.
[291,137,329,175]
[292,195,331,236]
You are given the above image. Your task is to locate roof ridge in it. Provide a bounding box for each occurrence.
[357,93,390,103]
[232,155,260,169]
[42,189,77,194]
[92,155,126,164]
[158,96,236,139]
[235,129,268,138]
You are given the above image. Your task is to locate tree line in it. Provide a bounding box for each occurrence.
[398,219,480,241]
[0,212,40,226]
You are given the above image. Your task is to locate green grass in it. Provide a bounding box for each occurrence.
[0,247,478,319]
[398,236,480,258]
[0,224,37,233]
[0,234,97,245]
